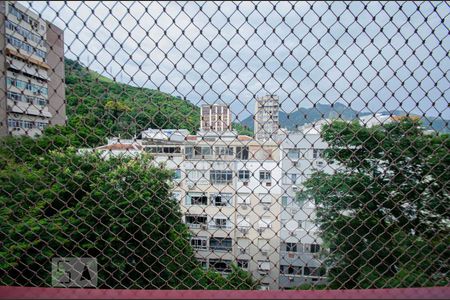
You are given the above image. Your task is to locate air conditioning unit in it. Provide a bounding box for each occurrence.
[200,224,208,230]
[258,228,265,234]
[263,206,270,211]
[261,250,268,256]
[239,248,246,254]
[241,204,248,210]
[243,182,248,186]
[288,276,294,282]
[292,186,299,192]
[239,228,249,234]
[186,182,194,190]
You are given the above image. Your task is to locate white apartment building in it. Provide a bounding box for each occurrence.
[94,128,284,290]
[277,122,336,289]
[254,95,280,142]
[1,1,66,136]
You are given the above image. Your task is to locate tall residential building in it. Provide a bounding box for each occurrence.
[0,1,66,137]
[200,103,231,132]
[254,94,280,141]
[277,123,335,289]
[94,129,284,290]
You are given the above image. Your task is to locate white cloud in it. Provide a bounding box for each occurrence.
[21,1,450,120]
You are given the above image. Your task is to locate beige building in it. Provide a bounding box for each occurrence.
[94,129,284,290]
[254,94,280,141]
[200,103,232,132]
[0,1,65,137]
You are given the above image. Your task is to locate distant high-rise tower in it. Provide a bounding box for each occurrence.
[0,1,66,137]
[254,94,280,141]
[200,103,231,132]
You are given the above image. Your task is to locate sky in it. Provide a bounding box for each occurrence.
[21,1,450,121]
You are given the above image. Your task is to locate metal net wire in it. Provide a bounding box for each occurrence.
[0,1,449,291]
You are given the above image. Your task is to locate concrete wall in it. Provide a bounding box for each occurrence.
[46,22,66,126]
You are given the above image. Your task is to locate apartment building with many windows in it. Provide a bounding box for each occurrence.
[0,1,65,136]
[254,94,280,142]
[200,103,232,132]
[93,128,284,289]
[277,121,336,289]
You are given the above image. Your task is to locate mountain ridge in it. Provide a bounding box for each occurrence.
[240,102,449,133]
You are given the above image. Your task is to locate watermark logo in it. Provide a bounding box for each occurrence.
[52,257,97,287]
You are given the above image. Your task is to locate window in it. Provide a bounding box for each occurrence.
[310,244,321,253]
[6,34,46,58]
[185,146,193,158]
[281,196,289,207]
[5,20,43,46]
[259,170,271,182]
[236,146,249,159]
[238,170,250,181]
[194,146,212,157]
[210,170,233,184]
[6,76,48,95]
[286,242,297,252]
[237,193,250,204]
[215,146,233,157]
[303,266,312,276]
[280,265,302,275]
[190,237,207,250]
[189,170,203,181]
[209,238,232,251]
[289,173,299,184]
[173,169,181,180]
[313,149,324,159]
[185,193,208,205]
[211,193,232,206]
[237,259,249,269]
[185,215,207,228]
[287,149,300,159]
[211,217,230,229]
[209,259,231,273]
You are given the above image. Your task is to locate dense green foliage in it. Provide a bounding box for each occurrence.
[0,140,258,289]
[41,58,252,147]
[47,58,200,147]
[299,119,450,288]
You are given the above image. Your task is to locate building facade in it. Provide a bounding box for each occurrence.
[200,103,232,132]
[0,1,65,137]
[254,94,280,141]
[94,129,284,290]
[277,122,335,289]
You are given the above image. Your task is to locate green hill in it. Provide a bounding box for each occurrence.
[52,58,201,146]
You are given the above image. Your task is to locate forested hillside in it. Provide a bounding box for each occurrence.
[57,58,201,146]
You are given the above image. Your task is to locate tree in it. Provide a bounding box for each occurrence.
[0,148,258,289]
[299,118,449,289]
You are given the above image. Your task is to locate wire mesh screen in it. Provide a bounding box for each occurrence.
[0,1,449,291]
